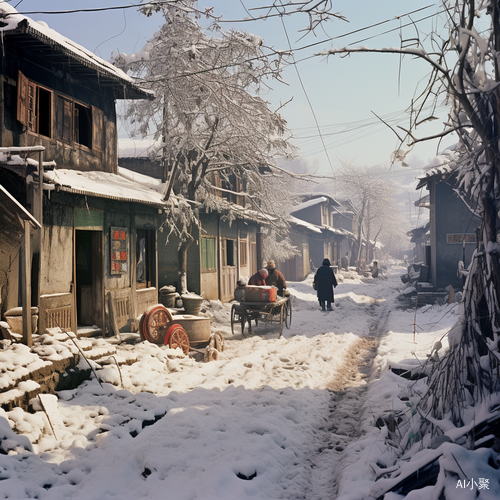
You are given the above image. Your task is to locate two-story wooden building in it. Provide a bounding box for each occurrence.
[119,159,264,303]
[0,4,162,337]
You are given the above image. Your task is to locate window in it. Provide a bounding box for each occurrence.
[74,102,92,148]
[239,240,248,267]
[136,229,156,288]
[18,71,103,150]
[18,71,52,138]
[56,97,72,143]
[201,237,217,270]
[57,99,103,149]
[222,239,235,267]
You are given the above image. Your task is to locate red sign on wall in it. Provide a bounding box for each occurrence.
[110,226,128,274]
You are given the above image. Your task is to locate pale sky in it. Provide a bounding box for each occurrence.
[11,0,454,180]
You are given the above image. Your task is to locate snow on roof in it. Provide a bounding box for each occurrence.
[43,169,166,207]
[117,166,166,195]
[323,225,355,238]
[292,196,328,213]
[0,3,151,99]
[416,147,459,189]
[287,215,323,234]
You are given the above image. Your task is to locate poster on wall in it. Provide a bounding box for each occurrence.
[110,227,128,274]
[446,233,476,244]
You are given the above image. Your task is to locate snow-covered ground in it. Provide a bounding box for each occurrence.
[1,263,497,499]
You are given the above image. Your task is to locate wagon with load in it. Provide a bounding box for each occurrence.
[230,285,292,338]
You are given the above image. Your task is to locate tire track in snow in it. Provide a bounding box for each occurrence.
[305,302,391,500]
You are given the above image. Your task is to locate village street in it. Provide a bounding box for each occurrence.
[0,263,462,500]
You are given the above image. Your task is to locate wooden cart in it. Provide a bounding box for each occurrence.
[139,305,224,362]
[230,294,292,338]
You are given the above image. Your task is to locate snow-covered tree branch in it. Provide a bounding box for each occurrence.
[114,0,297,291]
[316,0,500,440]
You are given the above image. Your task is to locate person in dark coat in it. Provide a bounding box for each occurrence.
[265,260,287,296]
[248,268,268,286]
[313,258,338,311]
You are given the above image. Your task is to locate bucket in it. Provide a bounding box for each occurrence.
[181,295,204,316]
[160,286,177,308]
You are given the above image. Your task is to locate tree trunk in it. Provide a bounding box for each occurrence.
[356,199,366,271]
[178,232,194,294]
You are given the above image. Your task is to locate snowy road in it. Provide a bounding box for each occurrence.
[1,265,440,500]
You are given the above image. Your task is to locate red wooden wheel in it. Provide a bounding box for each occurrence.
[164,324,190,355]
[143,305,173,344]
[139,313,146,341]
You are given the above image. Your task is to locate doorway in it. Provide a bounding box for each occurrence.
[75,230,103,327]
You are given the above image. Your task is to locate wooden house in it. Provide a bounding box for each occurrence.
[0,4,162,337]
[288,194,355,269]
[415,149,481,290]
[118,159,265,303]
[279,215,321,281]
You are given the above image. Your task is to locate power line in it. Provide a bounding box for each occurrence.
[279,10,336,177]
[17,2,176,16]
[293,5,441,52]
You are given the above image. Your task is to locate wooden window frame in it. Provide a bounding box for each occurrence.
[56,96,73,144]
[17,71,52,138]
[239,239,248,267]
[201,236,217,272]
[223,238,236,267]
[136,229,156,288]
[18,71,103,152]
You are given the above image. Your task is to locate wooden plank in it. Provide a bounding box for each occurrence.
[22,220,32,346]
[107,292,120,338]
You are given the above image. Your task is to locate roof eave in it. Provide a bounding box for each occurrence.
[7,24,152,100]
[51,184,164,208]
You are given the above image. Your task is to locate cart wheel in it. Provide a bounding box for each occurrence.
[143,305,173,344]
[278,305,284,338]
[138,313,146,341]
[204,347,219,362]
[285,298,292,329]
[165,324,190,355]
[231,305,245,336]
[214,332,225,352]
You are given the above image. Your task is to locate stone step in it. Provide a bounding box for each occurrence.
[77,326,103,338]
[99,352,138,366]
[82,345,117,362]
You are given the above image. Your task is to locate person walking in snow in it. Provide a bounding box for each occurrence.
[313,258,338,311]
[248,268,268,286]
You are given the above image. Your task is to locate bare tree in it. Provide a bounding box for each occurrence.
[114,1,296,292]
[335,162,406,268]
[318,0,500,431]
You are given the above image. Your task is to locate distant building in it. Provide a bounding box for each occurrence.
[289,194,355,269]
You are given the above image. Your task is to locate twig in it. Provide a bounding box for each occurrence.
[450,452,469,479]
[38,396,57,440]
[108,355,124,389]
